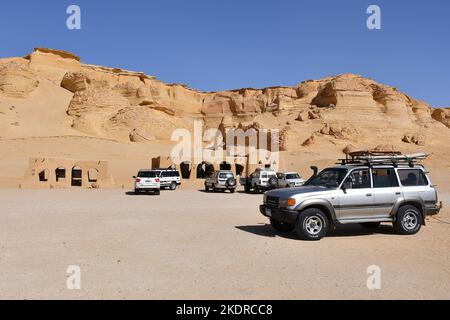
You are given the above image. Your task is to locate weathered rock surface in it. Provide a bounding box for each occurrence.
[0,62,39,98]
[432,108,450,128]
[0,48,448,148]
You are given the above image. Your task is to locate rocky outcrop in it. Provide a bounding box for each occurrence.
[129,128,156,142]
[1,48,448,148]
[402,134,426,146]
[302,135,315,147]
[432,108,450,128]
[0,62,39,98]
[319,124,358,140]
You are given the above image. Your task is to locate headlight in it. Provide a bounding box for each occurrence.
[280,198,296,207]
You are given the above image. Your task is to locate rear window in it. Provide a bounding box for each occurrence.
[138,171,157,178]
[286,173,301,180]
[372,168,399,188]
[398,169,428,186]
[219,172,233,179]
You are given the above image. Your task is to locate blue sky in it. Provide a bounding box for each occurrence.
[0,0,449,106]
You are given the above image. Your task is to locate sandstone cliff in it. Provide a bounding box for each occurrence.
[0,48,448,151]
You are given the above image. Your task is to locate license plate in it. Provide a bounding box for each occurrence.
[265,208,272,217]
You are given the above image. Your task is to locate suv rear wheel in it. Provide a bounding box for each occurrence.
[393,205,422,235]
[169,182,177,191]
[295,208,328,241]
[270,218,294,232]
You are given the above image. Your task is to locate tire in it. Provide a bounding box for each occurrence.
[393,205,422,235]
[134,189,140,195]
[244,184,251,193]
[270,218,295,232]
[226,177,236,188]
[295,208,328,241]
[229,188,236,194]
[170,182,177,191]
[154,189,160,196]
[360,222,381,229]
[268,177,278,189]
[205,184,209,192]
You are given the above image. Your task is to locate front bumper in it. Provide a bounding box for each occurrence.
[259,205,299,224]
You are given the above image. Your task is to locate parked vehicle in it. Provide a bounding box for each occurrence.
[276,172,305,188]
[205,170,237,193]
[260,152,442,240]
[133,170,161,195]
[154,168,181,190]
[240,168,278,193]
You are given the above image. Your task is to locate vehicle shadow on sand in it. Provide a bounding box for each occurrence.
[124,191,159,196]
[236,224,398,240]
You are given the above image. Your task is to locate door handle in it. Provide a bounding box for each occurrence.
[366,193,372,197]
[395,192,401,195]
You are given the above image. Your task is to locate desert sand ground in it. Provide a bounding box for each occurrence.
[0,186,448,300]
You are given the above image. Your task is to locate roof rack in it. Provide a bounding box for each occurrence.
[338,151,428,167]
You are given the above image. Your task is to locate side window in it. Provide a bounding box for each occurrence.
[162,172,168,178]
[348,169,371,189]
[398,169,428,187]
[372,168,399,188]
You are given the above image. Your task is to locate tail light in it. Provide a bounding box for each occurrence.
[156,179,160,183]
[136,178,141,182]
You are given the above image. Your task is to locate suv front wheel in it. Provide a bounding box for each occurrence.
[295,208,328,241]
[393,205,422,235]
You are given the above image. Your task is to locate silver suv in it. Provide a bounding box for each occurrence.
[260,153,442,240]
[205,170,237,193]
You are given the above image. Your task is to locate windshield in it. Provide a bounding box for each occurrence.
[138,171,157,178]
[286,173,301,179]
[305,168,347,188]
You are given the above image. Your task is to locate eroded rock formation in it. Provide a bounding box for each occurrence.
[0,48,448,150]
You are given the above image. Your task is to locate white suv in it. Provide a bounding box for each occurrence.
[277,172,305,188]
[133,170,161,195]
[155,169,181,191]
[241,168,278,193]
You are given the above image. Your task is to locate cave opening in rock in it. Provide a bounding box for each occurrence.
[220,162,231,171]
[71,166,83,187]
[180,162,192,179]
[38,169,49,182]
[55,167,66,182]
[196,162,215,179]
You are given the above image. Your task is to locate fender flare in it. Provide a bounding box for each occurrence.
[295,199,338,223]
[391,197,426,225]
